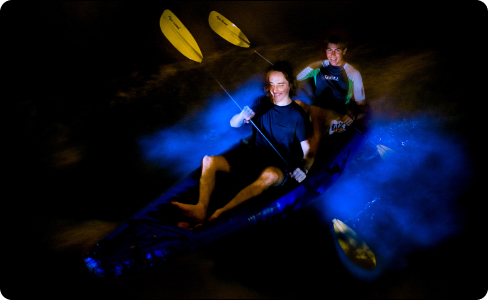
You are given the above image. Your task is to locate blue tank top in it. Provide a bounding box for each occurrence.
[314,64,349,113]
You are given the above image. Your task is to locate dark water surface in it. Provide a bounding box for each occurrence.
[4,1,486,299]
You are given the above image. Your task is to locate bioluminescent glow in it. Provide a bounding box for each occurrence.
[318,116,473,275]
[138,74,265,178]
[137,71,473,280]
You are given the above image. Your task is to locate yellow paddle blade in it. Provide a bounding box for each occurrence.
[160,9,203,63]
[376,144,396,162]
[333,219,377,270]
[208,11,250,48]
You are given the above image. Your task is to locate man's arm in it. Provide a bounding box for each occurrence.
[230,106,255,127]
[354,100,369,120]
[342,100,369,126]
[290,139,315,183]
[348,68,368,122]
[301,140,315,173]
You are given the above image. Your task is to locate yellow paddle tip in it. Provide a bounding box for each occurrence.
[160,9,203,63]
[332,219,377,270]
[208,11,251,48]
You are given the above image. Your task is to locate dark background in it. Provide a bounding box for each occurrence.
[3,1,487,298]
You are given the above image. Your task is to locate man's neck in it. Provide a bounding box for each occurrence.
[273,97,292,106]
[329,61,346,67]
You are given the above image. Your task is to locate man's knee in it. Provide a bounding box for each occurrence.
[202,155,230,172]
[259,167,285,187]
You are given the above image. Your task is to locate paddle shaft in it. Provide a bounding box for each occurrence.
[212,73,319,196]
[351,125,377,146]
[213,76,292,170]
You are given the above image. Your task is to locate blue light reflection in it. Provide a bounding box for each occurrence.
[138,75,265,178]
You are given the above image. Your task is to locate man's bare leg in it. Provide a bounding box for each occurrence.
[171,155,231,225]
[207,166,285,221]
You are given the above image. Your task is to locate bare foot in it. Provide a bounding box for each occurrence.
[171,201,207,223]
[177,222,192,230]
[176,221,203,230]
[207,208,224,222]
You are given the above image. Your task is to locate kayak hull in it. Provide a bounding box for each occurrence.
[84,122,368,277]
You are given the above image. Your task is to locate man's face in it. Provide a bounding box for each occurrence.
[268,71,291,105]
[326,43,347,66]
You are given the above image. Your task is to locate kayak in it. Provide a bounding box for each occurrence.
[84,120,368,277]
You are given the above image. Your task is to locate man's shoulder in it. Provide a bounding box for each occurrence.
[297,67,319,81]
[252,95,270,105]
[252,95,274,113]
[296,60,328,81]
[344,63,361,77]
[290,101,311,119]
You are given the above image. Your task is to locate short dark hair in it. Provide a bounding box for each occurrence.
[323,35,347,50]
[264,61,298,98]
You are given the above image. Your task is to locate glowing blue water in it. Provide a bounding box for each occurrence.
[319,116,473,270]
[137,74,473,275]
[138,75,264,178]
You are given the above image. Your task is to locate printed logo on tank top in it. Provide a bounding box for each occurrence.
[323,74,339,81]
